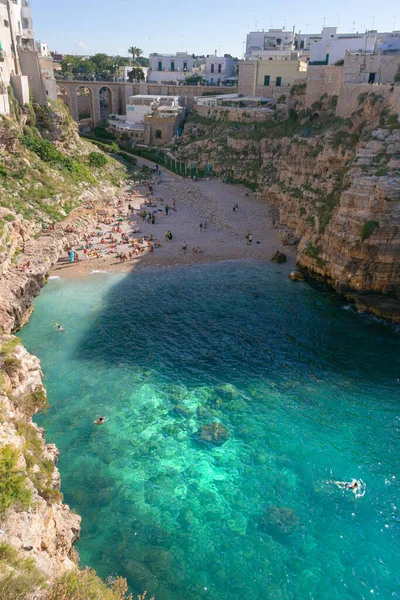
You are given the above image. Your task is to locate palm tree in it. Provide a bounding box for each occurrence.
[135,48,144,62]
[128,46,137,66]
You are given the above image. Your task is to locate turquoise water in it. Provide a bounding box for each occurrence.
[20,261,400,600]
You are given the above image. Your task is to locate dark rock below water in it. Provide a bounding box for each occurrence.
[271,250,287,264]
[196,422,230,445]
[173,403,192,417]
[259,505,299,535]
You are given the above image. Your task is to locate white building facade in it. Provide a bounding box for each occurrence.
[246,29,295,58]
[148,53,194,83]
[205,55,234,84]
[0,0,55,114]
[296,27,378,64]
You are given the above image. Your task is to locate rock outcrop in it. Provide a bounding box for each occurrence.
[0,336,81,581]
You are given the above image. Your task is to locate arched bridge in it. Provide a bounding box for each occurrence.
[56,80,238,126]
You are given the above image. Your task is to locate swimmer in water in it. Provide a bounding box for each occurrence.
[57,325,65,332]
[94,416,106,425]
[333,479,359,491]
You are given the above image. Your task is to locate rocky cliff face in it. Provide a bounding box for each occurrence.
[0,335,81,585]
[177,92,400,319]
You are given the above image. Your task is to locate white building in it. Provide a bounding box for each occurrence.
[0,0,55,114]
[296,27,378,64]
[245,29,295,58]
[117,65,148,82]
[205,55,234,85]
[125,94,180,123]
[148,52,194,83]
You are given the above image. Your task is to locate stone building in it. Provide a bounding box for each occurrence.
[108,94,185,146]
[238,51,307,97]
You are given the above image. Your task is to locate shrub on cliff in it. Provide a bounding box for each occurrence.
[47,567,135,600]
[0,445,32,515]
[88,152,108,168]
[0,542,45,600]
[3,356,22,376]
[361,220,379,241]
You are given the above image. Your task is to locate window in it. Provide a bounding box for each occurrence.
[211,64,214,73]
[3,20,9,27]
[158,61,162,71]
[218,64,221,73]
[264,75,270,86]
[368,72,376,84]
[276,77,282,86]
[183,61,187,71]
[155,129,162,139]
[171,61,175,71]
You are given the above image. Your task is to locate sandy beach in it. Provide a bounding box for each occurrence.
[51,162,295,278]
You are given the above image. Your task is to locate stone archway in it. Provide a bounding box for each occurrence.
[99,86,113,121]
[76,85,94,131]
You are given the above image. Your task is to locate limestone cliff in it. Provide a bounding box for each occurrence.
[177,92,400,320]
[0,335,81,590]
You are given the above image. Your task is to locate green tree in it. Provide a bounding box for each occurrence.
[128,46,137,66]
[184,73,205,85]
[135,47,144,61]
[128,67,145,82]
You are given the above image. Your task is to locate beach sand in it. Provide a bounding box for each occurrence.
[51,162,296,278]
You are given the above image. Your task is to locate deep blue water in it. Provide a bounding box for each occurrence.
[20,261,400,600]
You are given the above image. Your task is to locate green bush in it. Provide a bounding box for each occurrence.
[0,445,32,515]
[20,389,49,415]
[22,132,63,163]
[88,152,108,168]
[47,567,133,600]
[94,125,116,140]
[0,543,45,600]
[361,220,379,241]
[0,165,7,178]
[375,166,388,177]
[1,336,21,355]
[3,356,22,376]
[387,114,400,130]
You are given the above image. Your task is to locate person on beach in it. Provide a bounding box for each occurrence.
[94,416,106,425]
[182,241,187,253]
[165,205,169,216]
[68,249,74,262]
[199,222,203,233]
[151,214,155,225]
[204,222,207,232]
[173,199,176,211]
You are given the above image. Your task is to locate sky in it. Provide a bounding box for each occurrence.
[32,0,398,58]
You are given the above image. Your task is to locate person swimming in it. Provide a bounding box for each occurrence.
[333,479,359,491]
[94,416,106,425]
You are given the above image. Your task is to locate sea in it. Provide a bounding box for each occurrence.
[20,260,400,600]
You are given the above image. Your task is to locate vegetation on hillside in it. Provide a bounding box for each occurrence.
[0,94,125,224]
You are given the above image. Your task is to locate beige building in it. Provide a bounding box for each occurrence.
[238,52,308,97]
[342,51,400,85]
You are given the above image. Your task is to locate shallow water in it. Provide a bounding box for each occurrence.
[20,261,400,600]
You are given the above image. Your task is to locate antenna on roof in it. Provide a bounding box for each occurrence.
[392,15,397,30]
[322,16,326,28]
[369,16,375,29]
[351,21,356,33]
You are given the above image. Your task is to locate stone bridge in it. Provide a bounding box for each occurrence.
[56,80,237,125]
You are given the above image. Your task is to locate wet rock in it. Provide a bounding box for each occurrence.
[215,383,239,401]
[289,270,305,281]
[172,404,192,418]
[271,250,287,264]
[196,422,230,445]
[259,505,299,535]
